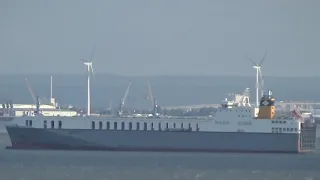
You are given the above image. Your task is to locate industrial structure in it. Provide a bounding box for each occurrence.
[1,76,78,117]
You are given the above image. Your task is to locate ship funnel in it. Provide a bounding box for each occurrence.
[257,90,275,119]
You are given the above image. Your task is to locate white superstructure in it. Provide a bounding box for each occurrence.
[1,102,78,117]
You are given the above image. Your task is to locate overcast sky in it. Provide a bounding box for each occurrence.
[0,0,319,77]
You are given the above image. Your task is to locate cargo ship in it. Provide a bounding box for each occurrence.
[4,90,317,153]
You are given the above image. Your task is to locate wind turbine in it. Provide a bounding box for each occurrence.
[81,45,96,116]
[248,52,267,107]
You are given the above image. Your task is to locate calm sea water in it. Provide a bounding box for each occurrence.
[0,134,319,180]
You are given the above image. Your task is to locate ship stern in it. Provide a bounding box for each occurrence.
[299,123,317,153]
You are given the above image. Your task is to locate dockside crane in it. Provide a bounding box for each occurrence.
[146,78,159,117]
[24,78,40,115]
[118,81,132,116]
[25,78,37,104]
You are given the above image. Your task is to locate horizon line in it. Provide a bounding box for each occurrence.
[0,73,319,78]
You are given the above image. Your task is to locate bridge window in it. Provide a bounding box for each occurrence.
[51,121,54,129]
[25,120,28,126]
[44,121,47,129]
[99,121,102,130]
[28,120,32,127]
[196,123,199,131]
[129,122,132,130]
[114,122,118,130]
[144,122,147,131]
[158,123,161,131]
[151,123,154,130]
[188,123,192,131]
[91,121,95,129]
[181,123,184,128]
[121,122,125,130]
[273,128,277,133]
[166,123,169,129]
[58,121,62,129]
[106,122,110,130]
[173,123,176,128]
[136,122,140,130]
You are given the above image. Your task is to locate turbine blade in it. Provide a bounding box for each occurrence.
[259,52,268,66]
[90,64,95,77]
[90,44,96,62]
[80,59,88,62]
[248,58,256,66]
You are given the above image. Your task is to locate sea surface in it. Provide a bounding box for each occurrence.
[0,134,319,180]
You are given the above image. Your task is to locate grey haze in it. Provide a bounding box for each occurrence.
[0,0,319,76]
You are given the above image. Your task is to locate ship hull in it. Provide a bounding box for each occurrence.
[5,126,311,153]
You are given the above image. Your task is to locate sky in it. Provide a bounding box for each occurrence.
[0,0,319,77]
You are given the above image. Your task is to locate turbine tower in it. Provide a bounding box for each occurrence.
[81,45,96,116]
[249,52,267,107]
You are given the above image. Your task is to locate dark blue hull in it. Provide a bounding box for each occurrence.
[6,126,316,153]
